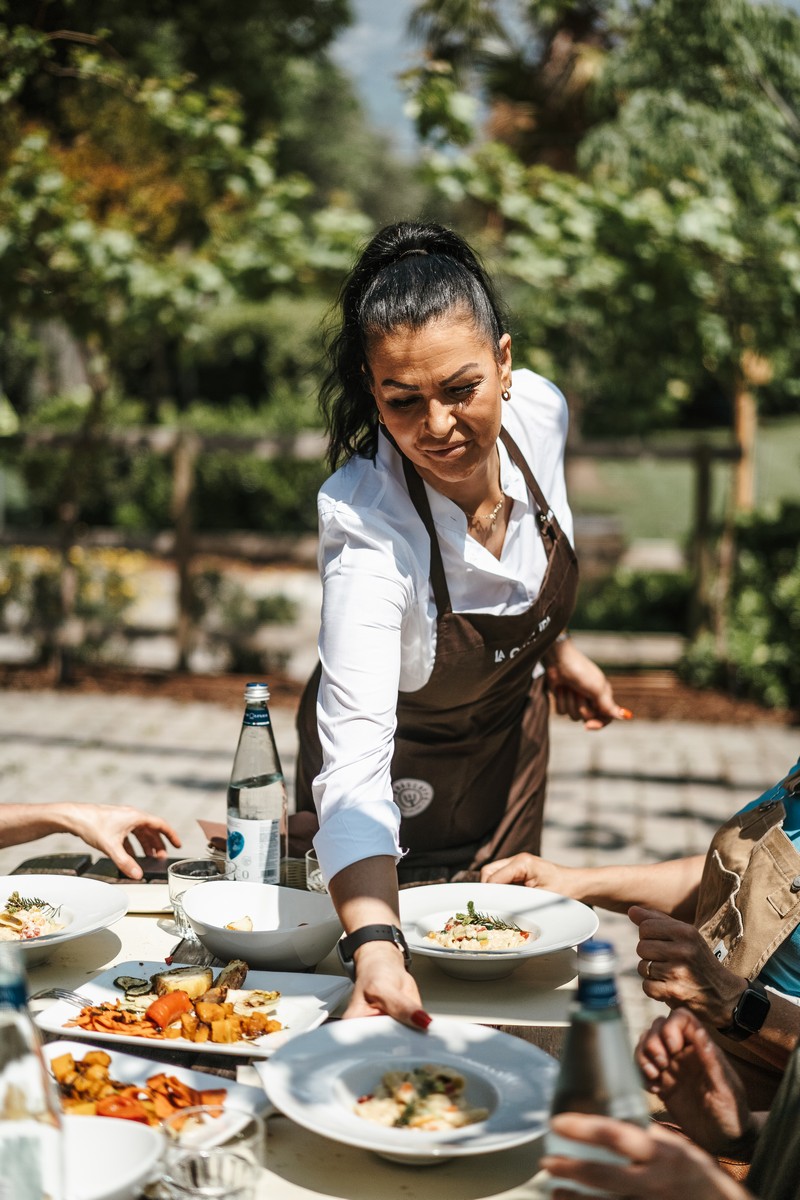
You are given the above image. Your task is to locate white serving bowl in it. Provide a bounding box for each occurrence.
[259,1015,557,1165]
[63,1114,163,1200]
[0,874,127,967]
[399,882,599,981]
[182,880,343,971]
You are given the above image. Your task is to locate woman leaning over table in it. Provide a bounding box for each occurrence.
[292,220,629,1026]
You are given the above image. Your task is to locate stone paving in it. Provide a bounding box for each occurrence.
[0,685,796,1042]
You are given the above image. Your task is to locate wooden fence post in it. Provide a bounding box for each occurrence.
[171,432,199,672]
[688,443,713,637]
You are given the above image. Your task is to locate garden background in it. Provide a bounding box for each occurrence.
[1,0,798,720]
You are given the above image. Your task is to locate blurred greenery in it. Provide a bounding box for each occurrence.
[680,502,800,709]
[1,1,798,701]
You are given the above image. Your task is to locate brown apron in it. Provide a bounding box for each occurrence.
[295,426,578,879]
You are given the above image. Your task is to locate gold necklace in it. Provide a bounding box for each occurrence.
[466,494,505,534]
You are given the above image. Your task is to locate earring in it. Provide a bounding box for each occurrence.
[501,389,511,401]
[377,412,385,425]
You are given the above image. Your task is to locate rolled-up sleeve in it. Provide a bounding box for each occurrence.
[311,503,414,883]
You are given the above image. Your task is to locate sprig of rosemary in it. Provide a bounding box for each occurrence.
[4,890,62,919]
[453,900,522,932]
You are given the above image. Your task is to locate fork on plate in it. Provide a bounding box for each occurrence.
[29,987,90,1008]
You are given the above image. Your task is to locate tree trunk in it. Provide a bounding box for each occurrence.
[54,338,109,685]
[732,376,757,514]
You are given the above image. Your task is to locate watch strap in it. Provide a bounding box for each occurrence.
[719,979,770,1040]
[337,924,412,977]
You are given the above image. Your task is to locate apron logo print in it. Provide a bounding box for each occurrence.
[392,778,434,818]
[494,616,552,662]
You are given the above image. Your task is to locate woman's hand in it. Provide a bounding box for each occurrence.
[544,639,631,730]
[61,802,182,880]
[542,1114,751,1200]
[630,905,746,1028]
[342,941,431,1030]
[636,1009,757,1158]
[480,853,575,892]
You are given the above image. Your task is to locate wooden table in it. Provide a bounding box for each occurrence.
[26,875,568,1199]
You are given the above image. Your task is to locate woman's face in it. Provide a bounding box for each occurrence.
[366,312,512,497]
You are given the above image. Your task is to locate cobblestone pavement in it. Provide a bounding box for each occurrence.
[0,687,796,1042]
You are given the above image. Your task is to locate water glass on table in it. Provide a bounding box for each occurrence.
[305,848,327,894]
[167,858,235,941]
[160,1104,266,1200]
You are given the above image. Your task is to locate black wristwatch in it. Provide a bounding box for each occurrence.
[337,924,412,979]
[719,979,771,1041]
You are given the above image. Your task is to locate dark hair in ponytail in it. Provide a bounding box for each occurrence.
[320,221,508,470]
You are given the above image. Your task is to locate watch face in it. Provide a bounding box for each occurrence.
[736,985,770,1032]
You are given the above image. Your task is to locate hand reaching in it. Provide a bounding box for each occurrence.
[340,941,431,1031]
[64,803,182,880]
[480,853,573,892]
[636,1008,757,1158]
[542,1113,751,1200]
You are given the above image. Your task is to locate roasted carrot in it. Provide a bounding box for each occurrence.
[145,989,193,1029]
[95,1094,151,1123]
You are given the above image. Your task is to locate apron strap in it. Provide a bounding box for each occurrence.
[401,454,453,616]
[499,427,558,544]
[382,424,562,620]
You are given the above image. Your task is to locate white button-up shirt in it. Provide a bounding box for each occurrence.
[311,369,574,882]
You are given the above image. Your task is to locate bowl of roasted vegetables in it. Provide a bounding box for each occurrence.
[182,881,343,971]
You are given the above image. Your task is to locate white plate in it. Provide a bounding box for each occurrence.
[258,1015,558,1164]
[44,1038,269,1116]
[400,883,599,980]
[35,959,352,1058]
[0,874,127,966]
[63,1113,163,1200]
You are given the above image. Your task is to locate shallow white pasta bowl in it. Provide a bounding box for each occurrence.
[399,882,598,980]
[0,874,127,967]
[182,880,343,971]
[258,1014,558,1165]
[63,1114,163,1200]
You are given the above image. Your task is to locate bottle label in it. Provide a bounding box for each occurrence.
[0,1121,61,1200]
[0,982,27,1009]
[543,1132,631,1196]
[577,976,618,1010]
[227,814,281,884]
[242,709,271,728]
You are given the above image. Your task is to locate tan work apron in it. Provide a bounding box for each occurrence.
[295,426,579,880]
[692,763,800,1107]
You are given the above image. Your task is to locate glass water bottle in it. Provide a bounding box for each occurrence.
[226,681,289,884]
[545,939,649,1197]
[0,943,63,1200]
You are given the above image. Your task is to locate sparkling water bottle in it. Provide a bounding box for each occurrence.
[0,943,63,1200]
[226,681,288,884]
[545,939,649,1197]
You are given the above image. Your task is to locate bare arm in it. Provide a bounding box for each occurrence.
[0,802,181,880]
[481,854,705,920]
[328,854,429,1029]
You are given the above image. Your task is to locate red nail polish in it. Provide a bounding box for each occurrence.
[411,1009,432,1029]
[619,707,634,720]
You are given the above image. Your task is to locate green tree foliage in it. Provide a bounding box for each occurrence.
[680,503,800,709]
[407,0,800,433]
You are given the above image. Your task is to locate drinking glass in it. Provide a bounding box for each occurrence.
[305,848,327,894]
[167,858,234,941]
[161,1104,266,1199]
[161,1148,258,1199]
